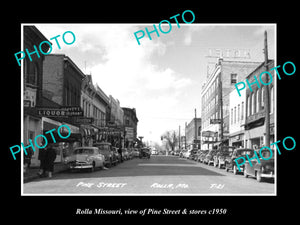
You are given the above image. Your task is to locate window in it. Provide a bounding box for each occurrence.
[241,102,244,120]
[247,96,250,116]
[270,87,274,113]
[256,89,260,112]
[231,73,237,84]
[251,93,255,115]
[261,88,265,109]
[238,104,240,122]
[231,108,233,125]
[234,107,236,124]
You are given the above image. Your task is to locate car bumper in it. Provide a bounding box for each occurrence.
[261,172,275,178]
[69,163,93,169]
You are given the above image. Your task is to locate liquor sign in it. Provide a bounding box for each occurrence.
[210,119,221,124]
[37,107,83,117]
[38,108,68,117]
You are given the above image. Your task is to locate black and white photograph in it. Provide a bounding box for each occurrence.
[4,4,298,221]
[20,23,277,195]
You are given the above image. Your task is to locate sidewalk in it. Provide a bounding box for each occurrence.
[23,163,69,183]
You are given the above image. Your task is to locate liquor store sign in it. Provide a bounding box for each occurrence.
[37,106,83,117]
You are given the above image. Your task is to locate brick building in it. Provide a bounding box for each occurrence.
[201,59,261,150]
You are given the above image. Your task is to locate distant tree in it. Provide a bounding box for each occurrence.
[161,130,178,154]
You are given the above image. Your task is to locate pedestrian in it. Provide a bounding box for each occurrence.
[44,144,57,178]
[37,146,47,177]
[118,147,123,162]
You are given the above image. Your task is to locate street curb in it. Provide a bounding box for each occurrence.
[23,166,69,183]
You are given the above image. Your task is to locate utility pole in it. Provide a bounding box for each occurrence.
[179,125,181,151]
[264,30,270,147]
[194,108,197,149]
[219,71,224,147]
[185,122,187,149]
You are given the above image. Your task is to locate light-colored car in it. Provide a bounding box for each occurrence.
[183,150,192,159]
[65,147,105,172]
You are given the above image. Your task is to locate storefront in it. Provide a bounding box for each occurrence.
[38,117,82,164]
[229,133,245,148]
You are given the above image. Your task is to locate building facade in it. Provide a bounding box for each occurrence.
[201,59,261,150]
[41,54,84,163]
[185,118,201,150]
[244,60,275,150]
[23,26,51,167]
[122,108,138,148]
[229,87,246,148]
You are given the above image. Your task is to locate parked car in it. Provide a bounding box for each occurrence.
[198,150,209,163]
[204,150,218,165]
[194,150,202,161]
[179,150,186,158]
[225,148,255,175]
[244,149,275,182]
[139,148,150,159]
[64,147,105,172]
[183,149,192,159]
[213,146,235,168]
[188,149,198,160]
[93,142,118,167]
[132,148,140,158]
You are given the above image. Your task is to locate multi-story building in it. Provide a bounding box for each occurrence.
[42,54,84,162]
[23,26,51,167]
[185,118,201,149]
[122,107,139,148]
[201,59,261,150]
[244,60,275,149]
[229,87,246,148]
[109,95,124,127]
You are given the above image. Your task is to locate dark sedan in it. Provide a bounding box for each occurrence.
[244,149,275,182]
[225,148,255,175]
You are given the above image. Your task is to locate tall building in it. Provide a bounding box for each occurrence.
[201,59,261,150]
[122,108,138,148]
[23,26,51,166]
[185,118,201,149]
[229,87,246,148]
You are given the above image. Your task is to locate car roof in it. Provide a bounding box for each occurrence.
[74,147,98,150]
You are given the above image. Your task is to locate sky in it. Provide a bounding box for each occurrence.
[34,23,275,144]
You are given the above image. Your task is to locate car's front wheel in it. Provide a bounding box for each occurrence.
[256,171,262,182]
[90,162,95,172]
[244,167,248,178]
[233,165,237,175]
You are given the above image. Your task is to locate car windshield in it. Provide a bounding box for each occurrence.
[237,149,253,156]
[260,150,274,159]
[74,148,94,155]
[98,145,110,151]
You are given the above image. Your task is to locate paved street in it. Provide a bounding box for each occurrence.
[23,155,275,195]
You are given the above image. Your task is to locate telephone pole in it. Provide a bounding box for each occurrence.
[264,30,270,147]
[179,125,181,151]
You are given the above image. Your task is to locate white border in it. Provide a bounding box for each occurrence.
[21,23,277,196]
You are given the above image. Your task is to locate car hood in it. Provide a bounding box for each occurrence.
[67,154,89,162]
[261,158,274,166]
